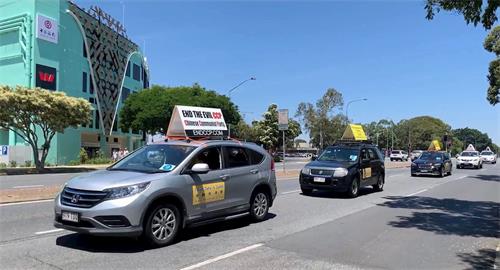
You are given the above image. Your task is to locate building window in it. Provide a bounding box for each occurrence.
[113,138,118,143]
[113,118,118,132]
[133,63,140,81]
[82,72,87,93]
[121,87,130,102]
[126,62,130,77]
[83,41,87,58]
[89,74,94,94]
[95,110,100,130]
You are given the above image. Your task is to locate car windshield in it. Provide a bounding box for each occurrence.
[109,144,196,173]
[461,152,478,157]
[318,147,359,162]
[419,152,443,161]
[481,151,493,155]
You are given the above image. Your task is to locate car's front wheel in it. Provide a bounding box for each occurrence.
[301,186,313,195]
[346,178,360,198]
[144,203,180,247]
[249,191,269,222]
[372,175,384,192]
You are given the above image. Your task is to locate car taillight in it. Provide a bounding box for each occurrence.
[271,158,275,171]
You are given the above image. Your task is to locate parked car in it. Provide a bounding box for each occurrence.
[300,141,385,198]
[411,151,452,177]
[456,151,482,169]
[390,150,409,161]
[480,150,497,164]
[410,150,423,161]
[54,139,277,247]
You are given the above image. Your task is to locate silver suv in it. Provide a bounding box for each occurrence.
[54,140,277,247]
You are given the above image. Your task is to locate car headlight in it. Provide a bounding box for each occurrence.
[301,167,311,175]
[333,168,348,177]
[104,182,150,200]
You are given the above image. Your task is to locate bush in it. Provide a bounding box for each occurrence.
[9,160,17,168]
[273,155,282,162]
[79,148,88,163]
[24,160,32,167]
[86,157,113,165]
[0,163,6,168]
[68,160,81,166]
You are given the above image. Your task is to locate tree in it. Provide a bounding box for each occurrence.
[253,104,302,151]
[452,127,497,152]
[296,88,344,150]
[425,0,498,30]
[0,86,92,170]
[120,84,241,134]
[424,1,499,105]
[484,25,500,105]
[232,120,258,142]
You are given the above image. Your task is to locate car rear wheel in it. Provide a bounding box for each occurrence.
[346,178,359,198]
[249,191,269,222]
[144,203,180,247]
[439,167,444,178]
[301,186,313,195]
[372,175,384,192]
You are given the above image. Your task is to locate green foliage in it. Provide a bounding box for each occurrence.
[393,116,451,151]
[68,160,81,166]
[24,160,32,167]
[296,88,345,150]
[79,148,89,164]
[484,26,500,105]
[252,104,302,150]
[273,155,282,162]
[120,84,241,134]
[9,160,17,168]
[0,86,92,170]
[0,163,6,168]
[425,0,498,30]
[232,120,258,142]
[452,128,497,152]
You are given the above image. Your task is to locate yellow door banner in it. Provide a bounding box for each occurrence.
[362,167,372,179]
[192,182,225,205]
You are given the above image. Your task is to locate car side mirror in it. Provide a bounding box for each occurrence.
[311,155,317,161]
[189,163,210,174]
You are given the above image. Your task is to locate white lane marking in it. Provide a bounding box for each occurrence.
[388,173,404,178]
[405,189,428,197]
[12,185,44,189]
[180,243,263,270]
[35,229,64,235]
[0,199,53,207]
[455,175,468,180]
[281,189,301,195]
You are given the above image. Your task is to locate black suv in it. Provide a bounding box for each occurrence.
[299,141,385,198]
[411,151,452,177]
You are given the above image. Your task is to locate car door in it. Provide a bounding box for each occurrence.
[222,146,258,208]
[368,148,382,185]
[183,146,233,216]
[443,153,451,173]
[359,148,374,186]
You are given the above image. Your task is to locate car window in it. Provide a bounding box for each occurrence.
[361,149,370,161]
[190,147,222,170]
[248,149,264,165]
[368,148,377,160]
[225,146,251,168]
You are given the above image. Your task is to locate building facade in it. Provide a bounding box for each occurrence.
[0,0,149,165]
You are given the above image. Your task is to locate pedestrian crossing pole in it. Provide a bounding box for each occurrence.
[283,130,286,173]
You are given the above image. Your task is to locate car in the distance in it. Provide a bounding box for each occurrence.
[410,150,423,161]
[390,150,409,161]
[456,151,482,169]
[411,151,452,177]
[54,139,277,247]
[299,141,385,198]
[480,151,497,164]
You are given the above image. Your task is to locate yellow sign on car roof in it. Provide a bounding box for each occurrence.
[428,140,441,151]
[341,124,367,141]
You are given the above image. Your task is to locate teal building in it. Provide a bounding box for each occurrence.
[0,0,149,164]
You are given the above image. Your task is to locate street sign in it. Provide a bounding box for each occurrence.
[278,109,289,131]
[1,145,7,156]
[341,124,367,141]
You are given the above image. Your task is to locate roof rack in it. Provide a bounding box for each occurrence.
[333,139,374,145]
[165,135,242,144]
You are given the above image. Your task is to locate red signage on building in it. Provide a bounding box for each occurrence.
[35,64,57,90]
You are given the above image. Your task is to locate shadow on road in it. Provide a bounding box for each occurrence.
[378,196,499,238]
[56,213,276,253]
[300,187,377,199]
[457,248,497,270]
[469,174,500,183]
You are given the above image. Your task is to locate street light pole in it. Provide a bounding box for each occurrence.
[227,77,256,137]
[346,98,368,124]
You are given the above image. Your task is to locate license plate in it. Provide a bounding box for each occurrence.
[61,211,79,223]
[314,177,326,183]
[420,170,428,173]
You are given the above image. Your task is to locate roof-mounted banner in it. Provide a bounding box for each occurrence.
[428,140,442,151]
[465,144,476,151]
[167,105,228,138]
[341,124,367,141]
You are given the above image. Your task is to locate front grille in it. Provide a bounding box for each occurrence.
[310,169,334,176]
[61,187,108,208]
[95,215,131,227]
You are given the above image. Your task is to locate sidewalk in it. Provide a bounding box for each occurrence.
[0,164,111,176]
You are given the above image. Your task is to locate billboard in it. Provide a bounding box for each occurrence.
[35,64,57,90]
[167,106,228,137]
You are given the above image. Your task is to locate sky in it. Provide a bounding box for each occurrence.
[77,0,500,144]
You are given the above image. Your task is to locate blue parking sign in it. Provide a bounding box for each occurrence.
[1,145,7,156]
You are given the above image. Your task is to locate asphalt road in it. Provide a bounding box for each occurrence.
[0,164,498,269]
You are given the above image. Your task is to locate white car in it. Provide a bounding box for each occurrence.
[480,151,497,164]
[456,151,483,169]
[410,150,423,161]
[390,150,408,161]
